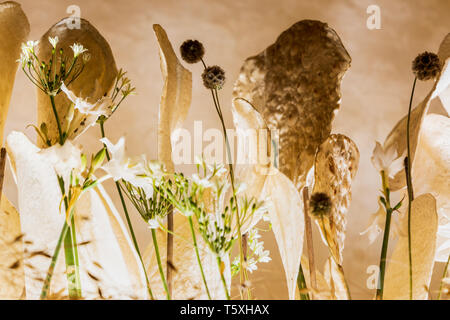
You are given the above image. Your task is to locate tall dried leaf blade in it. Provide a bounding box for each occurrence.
[0,193,25,299]
[144,213,230,300]
[412,114,450,262]
[0,1,30,145]
[261,170,304,300]
[233,20,351,189]
[36,18,118,146]
[313,134,359,264]
[153,24,192,173]
[383,193,438,300]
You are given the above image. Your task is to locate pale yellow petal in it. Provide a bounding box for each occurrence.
[383,194,438,300]
[0,1,30,145]
[153,24,192,173]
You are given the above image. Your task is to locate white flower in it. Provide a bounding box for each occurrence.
[70,43,88,58]
[100,137,141,183]
[147,218,161,229]
[48,36,59,48]
[191,173,213,189]
[371,141,405,178]
[18,40,38,65]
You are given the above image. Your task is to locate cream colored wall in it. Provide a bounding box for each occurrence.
[4,0,449,299]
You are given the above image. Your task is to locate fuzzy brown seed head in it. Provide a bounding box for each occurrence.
[412,51,441,81]
[310,192,332,218]
[180,39,205,64]
[202,65,226,90]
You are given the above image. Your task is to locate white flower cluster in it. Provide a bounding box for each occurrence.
[232,228,271,275]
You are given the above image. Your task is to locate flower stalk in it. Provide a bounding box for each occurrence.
[151,228,171,300]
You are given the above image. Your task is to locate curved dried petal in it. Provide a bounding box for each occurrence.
[412,114,450,262]
[384,33,450,190]
[144,213,230,299]
[233,20,351,189]
[383,194,438,300]
[6,131,146,299]
[261,170,304,300]
[0,1,30,145]
[36,18,118,146]
[323,257,349,300]
[153,24,192,173]
[0,194,25,299]
[299,255,332,300]
[313,134,359,264]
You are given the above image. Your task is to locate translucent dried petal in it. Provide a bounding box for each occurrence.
[298,255,332,300]
[153,24,192,173]
[6,131,146,299]
[233,20,351,189]
[0,194,25,299]
[36,18,118,146]
[384,33,450,190]
[0,1,30,144]
[383,194,438,300]
[144,213,230,300]
[313,134,359,264]
[323,257,349,300]
[412,114,450,262]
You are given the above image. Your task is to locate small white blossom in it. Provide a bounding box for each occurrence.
[70,43,88,58]
[371,141,405,178]
[48,36,59,48]
[191,173,213,189]
[147,218,161,229]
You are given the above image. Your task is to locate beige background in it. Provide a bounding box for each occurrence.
[3,0,449,299]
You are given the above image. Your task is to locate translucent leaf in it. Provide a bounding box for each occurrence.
[36,18,118,146]
[6,131,146,299]
[0,194,25,299]
[323,257,349,300]
[153,24,192,173]
[298,256,332,300]
[383,194,438,300]
[313,134,360,264]
[143,213,230,300]
[412,114,450,262]
[0,2,30,145]
[261,170,304,300]
[233,20,351,188]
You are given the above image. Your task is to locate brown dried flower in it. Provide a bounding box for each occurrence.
[412,52,441,81]
[202,65,226,90]
[180,39,204,64]
[310,192,332,218]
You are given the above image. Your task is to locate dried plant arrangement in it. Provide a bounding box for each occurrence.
[0,1,448,302]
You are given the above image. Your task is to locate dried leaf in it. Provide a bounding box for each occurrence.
[384,33,450,190]
[0,1,30,145]
[260,170,304,300]
[0,193,25,299]
[144,213,230,300]
[323,257,349,300]
[412,114,450,262]
[233,20,351,189]
[313,134,359,264]
[6,131,146,299]
[383,194,438,300]
[298,255,332,300]
[36,18,118,146]
[153,24,192,173]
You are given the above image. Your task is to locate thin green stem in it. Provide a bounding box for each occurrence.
[217,256,230,300]
[406,77,417,300]
[297,264,310,300]
[151,228,171,300]
[99,122,155,300]
[376,170,393,300]
[438,254,450,300]
[188,216,212,299]
[50,95,64,145]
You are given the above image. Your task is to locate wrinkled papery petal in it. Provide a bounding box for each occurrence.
[412,114,450,262]
[233,20,351,189]
[0,193,25,299]
[360,202,386,245]
[6,131,146,299]
[36,18,118,147]
[153,24,192,173]
[144,213,230,299]
[0,1,30,145]
[383,194,438,300]
[384,33,450,190]
[313,134,359,264]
